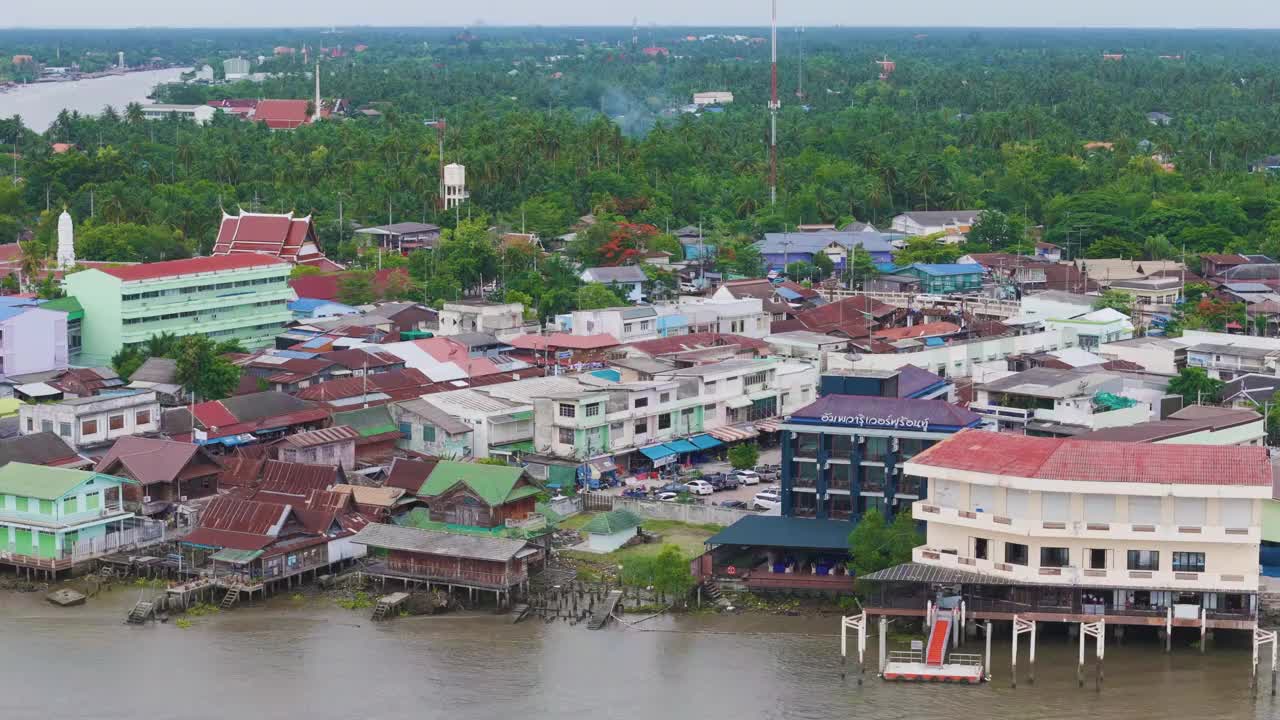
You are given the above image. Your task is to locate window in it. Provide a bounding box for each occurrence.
[1088,549,1107,570]
[81,419,97,435]
[681,408,694,418]
[25,418,32,432]
[1004,542,1029,566]
[624,323,634,334]
[1041,492,1070,523]
[1128,496,1161,525]
[1127,550,1160,571]
[423,426,436,442]
[108,414,125,431]
[41,420,52,433]
[135,410,151,426]
[703,404,717,419]
[558,404,576,418]
[744,371,767,386]
[558,428,575,445]
[58,422,71,437]
[1040,547,1070,568]
[639,321,651,331]
[635,420,648,435]
[705,381,717,394]
[660,392,670,403]
[634,397,649,409]
[658,413,671,430]
[1172,552,1205,573]
[398,422,412,439]
[585,404,601,417]
[973,538,989,560]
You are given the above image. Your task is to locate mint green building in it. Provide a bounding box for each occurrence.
[0,462,148,575]
[64,255,296,366]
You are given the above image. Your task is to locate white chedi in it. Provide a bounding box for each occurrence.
[56,209,76,270]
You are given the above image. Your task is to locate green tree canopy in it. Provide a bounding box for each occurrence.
[1167,367,1224,406]
[575,282,627,310]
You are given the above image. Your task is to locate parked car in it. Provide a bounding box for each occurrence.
[704,473,739,491]
[622,488,648,499]
[734,470,761,485]
[718,500,749,509]
[659,481,688,494]
[684,480,715,496]
[657,492,680,502]
[752,490,781,510]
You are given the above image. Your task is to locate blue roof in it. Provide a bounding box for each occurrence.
[0,306,25,322]
[590,369,621,383]
[664,439,699,454]
[874,262,899,273]
[689,434,722,450]
[905,263,985,276]
[775,286,804,301]
[639,444,677,461]
[274,350,319,359]
[289,298,356,313]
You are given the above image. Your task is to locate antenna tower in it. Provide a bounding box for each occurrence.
[769,0,780,206]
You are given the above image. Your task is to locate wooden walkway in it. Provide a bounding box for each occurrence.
[588,590,623,630]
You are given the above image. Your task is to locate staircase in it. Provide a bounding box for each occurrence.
[371,599,393,622]
[126,600,155,624]
[510,603,531,624]
[702,579,732,610]
[925,612,952,666]
[219,588,239,611]
[588,590,623,630]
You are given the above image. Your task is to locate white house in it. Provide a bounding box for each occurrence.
[19,389,160,450]
[436,300,533,341]
[693,91,734,106]
[580,266,648,303]
[890,211,981,237]
[140,104,218,125]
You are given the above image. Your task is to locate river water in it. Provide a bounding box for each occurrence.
[0,588,1270,720]
[0,68,188,131]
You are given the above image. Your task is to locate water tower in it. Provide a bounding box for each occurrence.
[443,163,469,209]
[117,51,125,69]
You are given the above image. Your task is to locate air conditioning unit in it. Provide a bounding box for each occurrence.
[179,496,189,502]
[142,496,152,503]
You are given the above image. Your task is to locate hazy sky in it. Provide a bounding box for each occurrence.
[3,1,1278,30]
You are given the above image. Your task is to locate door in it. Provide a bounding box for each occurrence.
[13,529,32,557]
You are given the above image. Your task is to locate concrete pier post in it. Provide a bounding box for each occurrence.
[1078,623,1086,688]
[878,616,887,676]
[984,621,992,682]
[1011,620,1018,689]
[1029,620,1036,685]
[1200,608,1206,654]
[1165,607,1173,653]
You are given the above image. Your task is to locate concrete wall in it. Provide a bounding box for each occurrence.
[610,496,755,526]
[829,326,1079,378]
[1,308,68,377]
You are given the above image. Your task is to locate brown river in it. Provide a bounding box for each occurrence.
[0,588,1270,720]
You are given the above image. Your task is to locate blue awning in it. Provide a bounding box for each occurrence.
[639,444,677,461]
[689,434,722,450]
[665,439,699,454]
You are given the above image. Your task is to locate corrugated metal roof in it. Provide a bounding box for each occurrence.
[860,561,1015,585]
[350,523,528,562]
[279,425,361,449]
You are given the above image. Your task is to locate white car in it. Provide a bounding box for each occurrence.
[656,492,680,502]
[684,480,715,496]
[734,470,761,485]
[752,490,781,511]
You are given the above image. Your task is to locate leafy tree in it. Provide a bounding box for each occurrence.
[1254,390,1280,445]
[1092,289,1134,315]
[728,443,759,470]
[886,510,923,567]
[1084,235,1142,259]
[1167,367,1224,406]
[379,269,417,301]
[290,265,324,279]
[173,334,241,402]
[648,233,683,258]
[844,245,880,289]
[967,209,1027,248]
[811,252,835,280]
[651,544,695,604]
[35,274,64,299]
[338,270,376,306]
[575,282,626,310]
[785,260,814,281]
[111,346,146,381]
[848,508,890,577]
[892,235,962,265]
[1142,234,1177,261]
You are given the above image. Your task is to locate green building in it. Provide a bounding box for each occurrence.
[0,462,145,573]
[896,263,986,294]
[64,255,296,366]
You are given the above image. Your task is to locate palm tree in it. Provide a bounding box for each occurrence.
[17,241,45,292]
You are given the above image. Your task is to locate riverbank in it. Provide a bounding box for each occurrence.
[0,67,188,130]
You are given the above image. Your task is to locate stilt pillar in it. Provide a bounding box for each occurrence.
[878,615,887,676]
[984,621,992,682]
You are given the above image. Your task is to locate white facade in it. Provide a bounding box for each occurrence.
[20,390,160,450]
[829,325,1080,379]
[1098,337,1186,376]
[0,307,68,378]
[908,454,1266,597]
[676,296,772,338]
[693,91,734,106]
[223,57,251,79]
[1042,308,1134,352]
[436,301,529,341]
[140,104,217,125]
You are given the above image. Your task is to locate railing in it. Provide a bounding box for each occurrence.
[887,650,923,664]
[948,653,984,667]
[71,519,166,563]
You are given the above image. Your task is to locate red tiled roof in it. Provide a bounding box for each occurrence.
[508,333,621,351]
[909,430,1272,486]
[290,268,413,301]
[97,254,287,282]
[624,332,769,356]
[214,211,336,268]
[254,99,312,130]
[873,321,962,341]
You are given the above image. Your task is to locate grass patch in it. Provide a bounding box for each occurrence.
[185,602,219,617]
[558,512,596,531]
[175,618,193,630]
[337,591,375,610]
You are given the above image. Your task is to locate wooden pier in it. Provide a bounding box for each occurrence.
[588,590,623,630]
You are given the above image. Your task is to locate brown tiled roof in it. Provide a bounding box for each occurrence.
[95,436,220,486]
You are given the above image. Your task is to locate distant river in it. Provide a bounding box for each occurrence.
[0,68,189,131]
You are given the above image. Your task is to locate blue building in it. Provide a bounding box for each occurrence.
[779,382,982,522]
[756,231,895,272]
[288,298,360,320]
[895,263,985,294]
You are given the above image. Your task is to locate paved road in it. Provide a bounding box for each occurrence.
[598,447,783,506]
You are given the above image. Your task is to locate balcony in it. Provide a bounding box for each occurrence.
[913,503,1259,544]
[912,546,1255,592]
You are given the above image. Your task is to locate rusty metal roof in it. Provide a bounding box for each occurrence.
[279,425,361,449]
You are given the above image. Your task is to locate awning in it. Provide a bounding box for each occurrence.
[491,439,535,453]
[209,548,263,564]
[589,458,618,474]
[639,444,677,461]
[755,419,782,433]
[665,439,699,454]
[709,425,760,443]
[689,434,722,450]
[726,396,753,410]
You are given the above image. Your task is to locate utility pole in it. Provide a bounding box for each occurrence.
[768,0,780,206]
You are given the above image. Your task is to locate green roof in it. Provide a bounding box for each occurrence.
[706,515,852,551]
[333,405,399,438]
[583,509,643,535]
[396,507,550,540]
[0,462,134,501]
[419,460,536,507]
[41,296,84,320]
[491,439,535,453]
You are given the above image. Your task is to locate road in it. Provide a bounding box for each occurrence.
[597,447,782,507]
